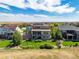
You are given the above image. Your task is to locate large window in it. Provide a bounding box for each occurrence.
[67,30,75,34]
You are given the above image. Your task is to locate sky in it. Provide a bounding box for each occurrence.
[0,0,79,22]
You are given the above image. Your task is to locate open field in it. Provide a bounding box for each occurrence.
[0,48,79,59]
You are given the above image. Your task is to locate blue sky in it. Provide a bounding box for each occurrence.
[0,0,79,22]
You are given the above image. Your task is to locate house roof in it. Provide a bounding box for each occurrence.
[0,25,17,31]
[59,25,79,31]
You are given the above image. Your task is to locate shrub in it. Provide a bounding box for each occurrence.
[40,44,54,49]
[56,40,63,49]
[74,43,78,47]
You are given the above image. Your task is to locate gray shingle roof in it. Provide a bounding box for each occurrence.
[59,25,79,31]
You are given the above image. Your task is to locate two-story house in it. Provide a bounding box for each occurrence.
[24,23,51,40]
[0,25,17,39]
[59,24,79,41]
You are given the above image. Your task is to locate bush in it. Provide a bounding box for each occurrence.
[40,44,54,49]
[56,40,63,49]
[73,43,78,47]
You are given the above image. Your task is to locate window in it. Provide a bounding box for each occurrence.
[67,30,75,34]
[33,31,41,35]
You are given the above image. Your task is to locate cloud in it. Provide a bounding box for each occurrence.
[55,4,75,14]
[25,0,75,13]
[0,13,78,22]
[0,13,52,22]
[0,0,25,8]
[25,0,61,11]
[0,0,75,14]
[0,3,10,9]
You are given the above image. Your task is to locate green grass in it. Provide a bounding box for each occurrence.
[0,40,79,48]
[20,40,56,49]
[20,40,79,49]
[0,40,11,48]
[62,41,79,46]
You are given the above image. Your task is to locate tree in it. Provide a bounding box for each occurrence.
[55,30,63,49]
[50,22,63,40]
[50,23,59,40]
[55,29,63,40]
[50,23,64,49]
[12,31,23,46]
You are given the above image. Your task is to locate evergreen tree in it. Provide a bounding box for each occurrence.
[55,30,63,49]
[12,31,23,46]
[50,22,63,40]
[55,29,63,40]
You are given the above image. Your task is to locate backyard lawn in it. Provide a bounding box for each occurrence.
[0,40,79,48]
[20,40,79,49]
[0,40,11,48]
[20,40,56,49]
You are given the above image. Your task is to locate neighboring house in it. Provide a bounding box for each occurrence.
[59,24,79,41]
[0,25,17,39]
[24,23,51,40]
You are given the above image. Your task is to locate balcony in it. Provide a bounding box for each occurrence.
[32,26,50,29]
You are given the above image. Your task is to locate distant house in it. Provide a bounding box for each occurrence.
[24,23,51,40]
[59,24,79,41]
[0,25,17,39]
